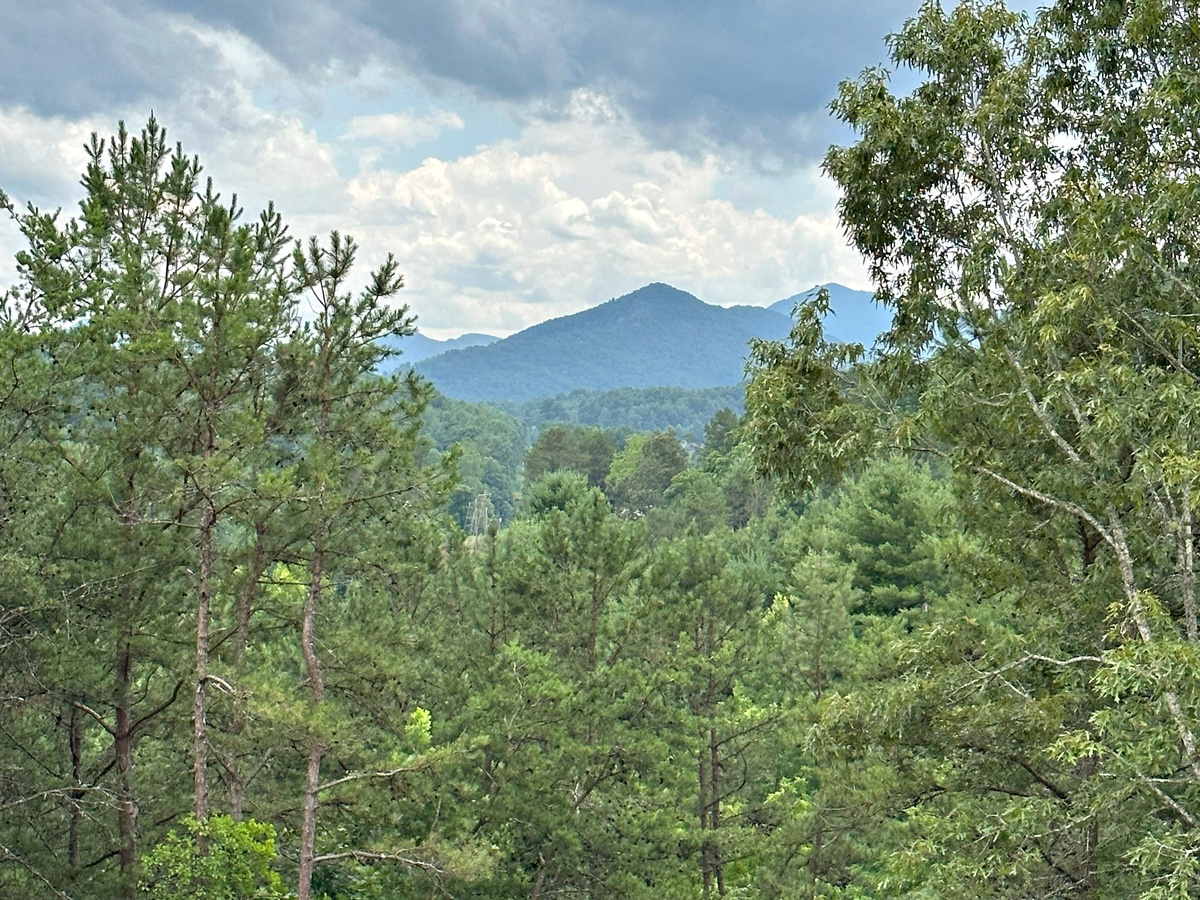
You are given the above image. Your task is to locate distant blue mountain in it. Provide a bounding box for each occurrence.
[379,331,497,372]
[769,283,892,351]
[406,282,892,405]
[415,283,793,403]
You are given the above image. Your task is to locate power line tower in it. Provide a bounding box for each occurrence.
[468,492,492,538]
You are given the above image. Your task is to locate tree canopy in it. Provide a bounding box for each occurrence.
[746,0,1200,893]
[9,3,1200,897]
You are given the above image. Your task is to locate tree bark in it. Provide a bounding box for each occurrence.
[194,494,215,826]
[301,540,326,704]
[297,534,326,900]
[710,723,725,897]
[297,739,325,900]
[115,633,137,900]
[228,518,269,821]
[1180,484,1196,641]
[68,704,83,872]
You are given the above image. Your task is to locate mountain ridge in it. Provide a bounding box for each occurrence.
[769,283,892,347]
[412,282,885,404]
[379,330,497,371]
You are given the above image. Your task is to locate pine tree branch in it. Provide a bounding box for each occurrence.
[317,760,428,795]
[310,849,443,871]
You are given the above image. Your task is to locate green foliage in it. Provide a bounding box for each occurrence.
[647,468,729,539]
[404,707,433,752]
[501,384,746,441]
[422,393,528,525]
[606,430,689,515]
[519,469,595,518]
[0,118,458,899]
[34,8,1200,891]
[787,455,956,615]
[140,816,287,899]
[701,407,741,462]
[770,548,858,701]
[747,1,1200,894]
[745,289,880,494]
[523,423,618,489]
[698,408,779,528]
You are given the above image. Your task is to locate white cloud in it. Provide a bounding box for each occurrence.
[0,78,867,342]
[344,111,465,145]
[343,89,868,338]
[0,107,112,288]
[0,107,107,203]
[164,86,346,218]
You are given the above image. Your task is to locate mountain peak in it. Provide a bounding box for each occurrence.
[411,281,892,404]
[415,282,791,403]
[599,282,705,310]
[769,283,891,348]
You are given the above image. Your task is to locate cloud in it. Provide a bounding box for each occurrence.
[0,28,869,340]
[0,1,222,117]
[148,0,919,166]
[342,89,867,338]
[0,108,110,288]
[10,1,1048,169]
[344,111,466,146]
[0,18,344,282]
[0,97,346,297]
[0,107,106,203]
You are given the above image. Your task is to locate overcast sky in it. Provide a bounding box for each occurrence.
[0,0,1030,338]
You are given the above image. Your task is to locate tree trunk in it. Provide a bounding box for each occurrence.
[710,724,725,897]
[68,704,83,872]
[194,495,215,825]
[530,852,551,900]
[297,740,325,900]
[1180,484,1196,641]
[228,519,269,821]
[297,535,326,900]
[699,747,713,899]
[588,573,599,671]
[115,634,137,900]
[1109,511,1200,777]
[301,541,326,704]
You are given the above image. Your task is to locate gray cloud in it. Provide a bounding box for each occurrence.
[7,0,987,167]
[0,1,222,116]
[160,0,918,165]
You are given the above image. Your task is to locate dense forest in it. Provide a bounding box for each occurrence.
[4,1,1200,898]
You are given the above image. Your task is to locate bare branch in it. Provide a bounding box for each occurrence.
[70,700,115,737]
[1143,778,1199,828]
[318,761,427,795]
[311,849,444,872]
[0,786,110,813]
[0,848,74,899]
[1005,347,1086,466]
[973,463,1111,543]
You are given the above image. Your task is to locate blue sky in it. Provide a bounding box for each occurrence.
[0,0,1038,338]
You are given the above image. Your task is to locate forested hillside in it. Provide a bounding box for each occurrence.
[499,384,746,440]
[413,283,792,402]
[5,3,1200,898]
[408,284,884,406]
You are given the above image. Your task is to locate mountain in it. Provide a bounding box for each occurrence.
[408,282,892,405]
[770,283,892,349]
[379,331,497,371]
[415,283,793,403]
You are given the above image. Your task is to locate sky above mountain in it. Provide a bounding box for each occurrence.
[0,0,1039,338]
